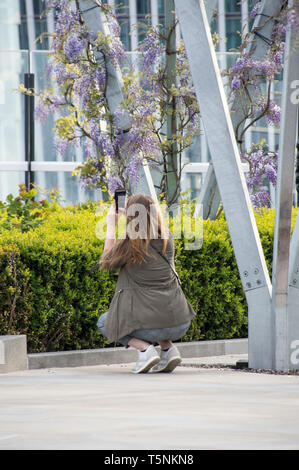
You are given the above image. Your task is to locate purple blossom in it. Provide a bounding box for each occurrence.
[273,7,299,39]
[73,73,95,110]
[230,56,255,74]
[106,16,125,63]
[34,95,65,123]
[63,34,85,63]
[256,60,277,80]
[138,28,164,70]
[54,137,68,156]
[250,188,271,208]
[242,145,278,208]
[106,175,123,194]
[265,101,281,126]
[84,138,94,159]
[274,23,287,38]
[126,126,159,158]
[45,0,69,9]
[231,77,241,90]
[35,99,50,124]
[264,163,277,186]
[90,121,115,158]
[41,1,200,197]
[52,6,80,53]
[273,50,284,67]
[230,57,278,81]
[45,58,55,78]
[53,61,76,85]
[287,8,299,28]
[125,155,142,183]
[249,2,261,20]
[95,69,106,91]
[80,174,100,190]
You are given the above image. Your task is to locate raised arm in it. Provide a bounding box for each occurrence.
[103,200,117,254]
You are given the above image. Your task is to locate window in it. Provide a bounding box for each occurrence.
[226,18,242,50]
[183,173,203,201]
[158,0,164,16]
[18,0,49,50]
[136,0,151,43]
[137,0,151,16]
[225,0,241,13]
[225,0,242,51]
[115,0,131,50]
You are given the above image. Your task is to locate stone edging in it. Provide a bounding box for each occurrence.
[27,338,248,370]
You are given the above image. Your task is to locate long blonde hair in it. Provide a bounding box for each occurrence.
[100,193,168,271]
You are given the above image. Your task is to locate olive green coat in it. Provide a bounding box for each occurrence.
[104,233,196,343]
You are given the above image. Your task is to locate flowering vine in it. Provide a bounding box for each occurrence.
[224,0,298,207]
[20,0,299,209]
[30,0,200,204]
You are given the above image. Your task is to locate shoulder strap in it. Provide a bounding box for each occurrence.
[150,244,182,287]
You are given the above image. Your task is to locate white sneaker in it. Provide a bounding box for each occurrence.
[152,345,182,373]
[131,345,160,374]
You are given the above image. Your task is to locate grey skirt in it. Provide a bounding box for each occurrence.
[97,312,191,347]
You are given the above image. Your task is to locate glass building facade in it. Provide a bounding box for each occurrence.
[0,0,281,205]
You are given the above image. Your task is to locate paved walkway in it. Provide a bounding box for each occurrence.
[1,355,299,450]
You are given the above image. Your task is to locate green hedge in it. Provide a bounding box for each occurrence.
[0,203,297,353]
[0,207,115,352]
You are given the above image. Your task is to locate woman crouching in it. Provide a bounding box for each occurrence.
[97,193,196,374]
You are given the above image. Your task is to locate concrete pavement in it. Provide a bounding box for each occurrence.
[1,354,299,450]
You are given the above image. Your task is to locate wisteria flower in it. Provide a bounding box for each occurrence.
[231,77,242,90]
[249,2,261,20]
[265,101,281,126]
[63,34,85,63]
[54,137,68,156]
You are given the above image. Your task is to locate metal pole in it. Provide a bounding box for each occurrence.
[165,0,178,205]
[271,0,299,371]
[24,73,35,191]
[296,109,299,204]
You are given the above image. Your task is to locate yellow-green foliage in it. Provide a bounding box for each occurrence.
[0,203,297,352]
[0,205,116,352]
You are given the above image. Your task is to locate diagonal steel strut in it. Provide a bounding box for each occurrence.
[175,0,273,369]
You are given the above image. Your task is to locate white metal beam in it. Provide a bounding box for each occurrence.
[272,0,299,371]
[288,211,299,370]
[0,162,29,171]
[285,2,299,371]
[175,0,273,369]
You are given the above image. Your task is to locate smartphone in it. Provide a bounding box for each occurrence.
[114,189,126,214]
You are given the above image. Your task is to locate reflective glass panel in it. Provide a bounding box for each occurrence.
[0,50,29,162]
[34,171,102,206]
[0,171,25,201]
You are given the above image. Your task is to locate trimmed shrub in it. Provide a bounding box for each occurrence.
[0,207,115,352]
[0,244,33,337]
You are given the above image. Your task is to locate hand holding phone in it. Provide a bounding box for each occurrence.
[114,189,126,214]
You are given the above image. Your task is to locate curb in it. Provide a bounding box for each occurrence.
[28,338,248,370]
